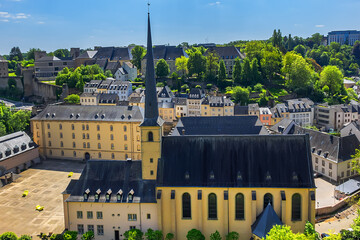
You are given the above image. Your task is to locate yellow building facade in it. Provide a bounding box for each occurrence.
[31,105,143,161]
[201,96,234,117]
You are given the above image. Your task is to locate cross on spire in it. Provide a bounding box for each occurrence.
[147,0,150,14]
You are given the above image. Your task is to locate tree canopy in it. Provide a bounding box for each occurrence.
[155,59,170,78]
[131,46,146,71]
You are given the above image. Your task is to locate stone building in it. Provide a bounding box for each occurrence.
[0,56,8,77]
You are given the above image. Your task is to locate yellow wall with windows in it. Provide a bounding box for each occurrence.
[63,198,158,240]
[31,120,142,161]
[201,105,234,117]
[157,187,315,240]
[159,108,174,122]
[141,126,162,180]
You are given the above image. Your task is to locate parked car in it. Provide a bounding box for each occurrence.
[314,172,323,178]
[321,233,330,238]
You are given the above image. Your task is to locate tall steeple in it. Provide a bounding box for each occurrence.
[141,7,160,126]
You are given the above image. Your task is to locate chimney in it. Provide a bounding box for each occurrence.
[70,48,80,59]
[34,51,47,61]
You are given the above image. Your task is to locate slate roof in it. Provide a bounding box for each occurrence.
[93,47,115,60]
[37,56,61,61]
[31,105,143,122]
[158,102,174,109]
[66,160,156,203]
[293,126,360,163]
[171,116,267,136]
[269,119,295,135]
[248,103,259,112]
[108,80,131,91]
[234,105,248,115]
[94,59,108,70]
[112,47,131,61]
[205,46,245,60]
[0,131,37,162]
[173,97,187,106]
[158,135,315,188]
[158,86,174,99]
[77,51,98,59]
[251,204,283,239]
[188,89,203,99]
[335,179,360,195]
[98,93,119,104]
[145,45,187,60]
[105,61,121,74]
[84,80,102,88]
[286,99,313,113]
[202,96,233,107]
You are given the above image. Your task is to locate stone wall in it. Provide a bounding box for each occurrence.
[0,76,23,92]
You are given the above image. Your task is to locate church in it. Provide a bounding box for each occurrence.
[62,11,316,240]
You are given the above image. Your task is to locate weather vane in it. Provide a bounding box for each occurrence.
[147,0,150,14]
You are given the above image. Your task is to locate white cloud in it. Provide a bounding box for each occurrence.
[315,24,325,28]
[209,1,221,6]
[37,21,45,24]
[0,11,30,21]
[0,19,9,22]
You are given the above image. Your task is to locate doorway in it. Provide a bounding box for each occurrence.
[114,230,120,240]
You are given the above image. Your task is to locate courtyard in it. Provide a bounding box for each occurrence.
[0,160,84,237]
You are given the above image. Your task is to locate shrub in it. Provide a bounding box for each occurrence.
[206,84,213,90]
[254,83,263,92]
[50,234,64,240]
[63,231,77,240]
[165,233,174,240]
[156,82,165,87]
[0,232,17,240]
[18,235,32,240]
[210,231,221,240]
[81,231,94,240]
[195,85,201,89]
[124,229,143,240]
[186,229,205,240]
[226,232,239,240]
[64,94,80,104]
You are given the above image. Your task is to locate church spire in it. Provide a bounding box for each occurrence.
[141,5,160,126]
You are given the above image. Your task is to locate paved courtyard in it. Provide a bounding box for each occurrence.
[315,177,340,208]
[0,160,84,237]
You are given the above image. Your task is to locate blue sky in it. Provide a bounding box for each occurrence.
[0,0,359,55]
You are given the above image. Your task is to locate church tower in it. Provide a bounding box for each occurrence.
[140,9,163,180]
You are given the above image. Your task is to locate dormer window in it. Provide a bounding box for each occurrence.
[106,189,112,201]
[185,171,190,180]
[84,188,90,200]
[128,189,134,202]
[117,189,123,201]
[95,188,101,200]
[237,171,242,181]
[209,171,215,180]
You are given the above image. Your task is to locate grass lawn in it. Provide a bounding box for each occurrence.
[268,88,289,97]
[41,81,56,85]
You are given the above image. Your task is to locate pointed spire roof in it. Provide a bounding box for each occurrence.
[251,203,283,239]
[141,11,163,127]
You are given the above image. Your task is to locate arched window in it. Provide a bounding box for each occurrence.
[110,125,113,131]
[98,152,101,158]
[98,143,101,149]
[87,142,90,148]
[86,133,89,139]
[97,125,100,131]
[83,142,86,148]
[124,135,127,141]
[60,141,63,147]
[263,193,273,209]
[292,193,301,221]
[208,193,217,219]
[182,193,191,219]
[111,153,115,159]
[48,132,51,138]
[235,193,245,220]
[97,134,100,140]
[124,126,127,132]
[59,124,62,130]
[82,124,85,130]
[110,134,114,140]
[71,124,74,130]
[148,132,154,142]
[86,125,89,130]
[73,151,76,157]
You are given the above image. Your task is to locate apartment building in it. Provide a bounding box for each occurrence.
[201,96,234,116]
[328,30,360,46]
[286,98,314,127]
[315,103,360,130]
[187,88,204,117]
[173,97,187,118]
[294,126,360,183]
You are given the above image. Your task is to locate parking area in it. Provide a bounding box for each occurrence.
[315,177,340,208]
[0,160,84,237]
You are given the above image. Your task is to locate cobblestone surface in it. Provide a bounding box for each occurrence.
[0,160,84,237]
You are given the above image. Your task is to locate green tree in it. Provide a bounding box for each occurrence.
[241,58,252,86]
[131,46,146,72]
[304,221,320,240]
[265,225,297,240]
[352,41,360,60]
[233,58,242,84]
[9,47,23,61]
[319,65,344,96]
[282,52,313,90]
[49,234,64,240]
[294,45,306,57]
[217,59,226,88]
[260,45,282,82]
[155,59,170,78]
[64,94,80,104]
[175,56,188,76]
[205,51,220,83]
[8,110,31,133]
[124,229,143,240]
[81,231,94,240]
[187,49,206,79]
[63,231,77,240]
[145,228,163,240]
[231,86,249,105]
[53,49,70,58]
[0,232,17,240]
[186,229,205,240]
[26,48,41,60]
[104,70,113,78]
[165,233,174,240]
[225,232,239,240]
[210,230,221,240]
[251,58,262,84]
[0,122,7,137]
